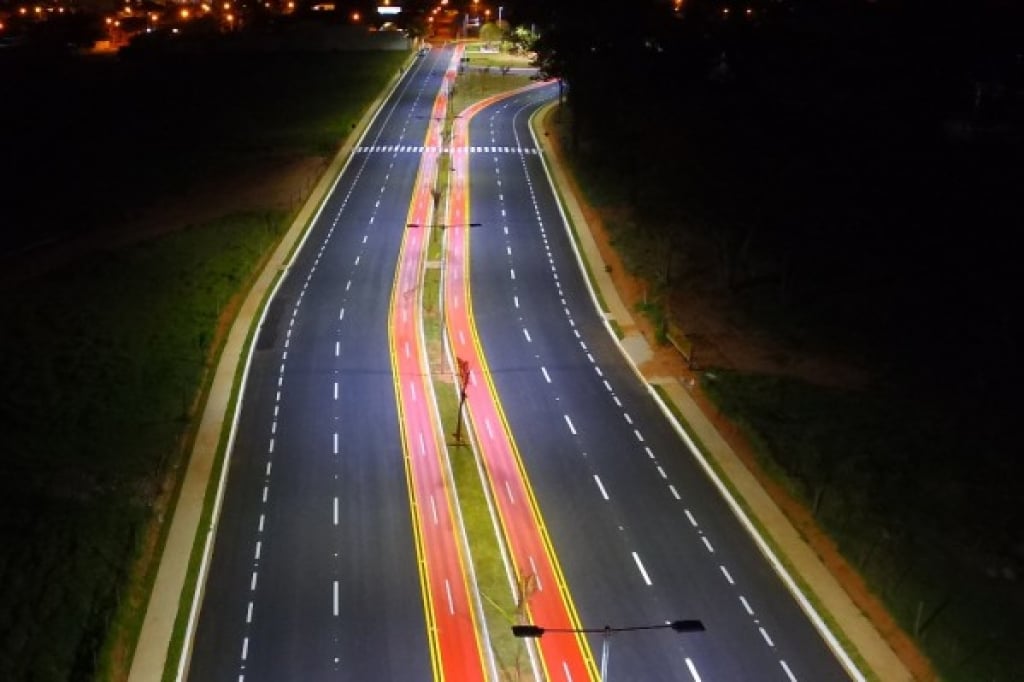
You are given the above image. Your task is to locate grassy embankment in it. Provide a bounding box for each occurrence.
[0,48,407,682]
[549,102,1022,681]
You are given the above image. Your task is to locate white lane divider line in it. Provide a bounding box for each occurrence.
[334,382,338,400]
[250,571,258,591]
[523,328,532,343]
[261,486,268,503]
[430,495,438,525]
[633,429,644,442]
[246,601,253,624]
[505,480,516,505]
[657,466,667,480]
[419,432,427,457]
[268,437,275,454]
[333,497,339,526]
[254,541,261,561]
[669,485,681,500]
[265,462,272,477]
[241,636,249,661]
[594,475,609,500]
[333,433,339,455]
[485,418,494,440]
[632,551,653,586]
[780,660,798,682]
[720,565,735,585]
[445,579,455,615]
[564,415,576,435]
[339,307,345,321]
[333,580,340,617]
[739,595,755,616]
[335,341,340,357]
[685,657,703,682]
[258,514,265,533]
[541,366,551,383]
[685,509,698,527]
[702,536,715,554]
[759,626,775,647]
[562,660,573,681]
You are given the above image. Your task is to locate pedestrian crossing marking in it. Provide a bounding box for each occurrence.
[355,145,539,155]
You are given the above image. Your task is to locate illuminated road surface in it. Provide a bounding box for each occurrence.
[388,46,492,682]
[442,86,600,682]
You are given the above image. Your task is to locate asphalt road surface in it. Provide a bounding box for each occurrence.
[463,83,857,682]
[186,48,456,682]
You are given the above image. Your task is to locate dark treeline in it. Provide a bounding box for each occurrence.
[529,0,1022,407]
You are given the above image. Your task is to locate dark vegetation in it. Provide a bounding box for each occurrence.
[531,1,1022,679]
[0,48,406,681]
[0,48,384,253]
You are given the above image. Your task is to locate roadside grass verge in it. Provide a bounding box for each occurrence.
[0,49,407,682]
[0,211,288,682]
[701,370,1022,682]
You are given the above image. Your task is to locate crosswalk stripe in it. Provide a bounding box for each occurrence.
[356,145,537,154]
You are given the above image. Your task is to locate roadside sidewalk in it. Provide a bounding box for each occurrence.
[531,101,914,682]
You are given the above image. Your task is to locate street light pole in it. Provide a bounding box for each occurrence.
[512,620,705,682]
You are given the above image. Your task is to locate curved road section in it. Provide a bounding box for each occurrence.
[388,46,493,681]
[445,85,600,682]
[459,83,860,681]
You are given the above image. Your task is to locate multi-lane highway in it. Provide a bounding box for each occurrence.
[185,47,461,681]
[183,42,861,682]
[459,83,859,681]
